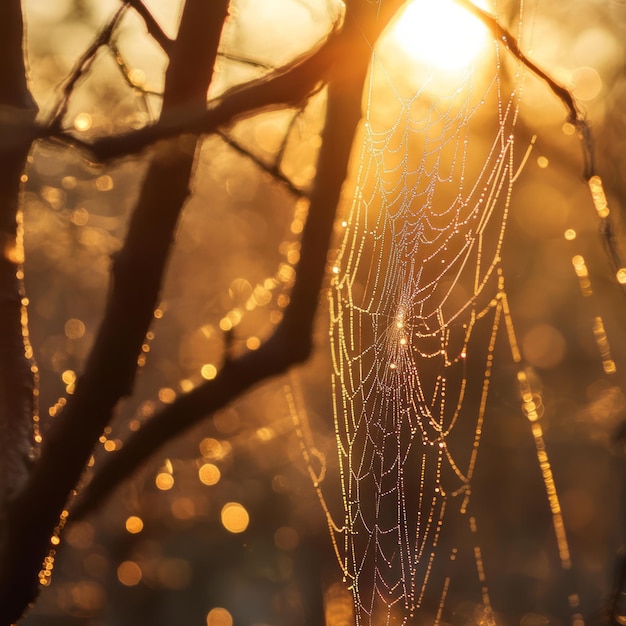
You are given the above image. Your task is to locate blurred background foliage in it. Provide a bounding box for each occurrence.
[16,0,626,624]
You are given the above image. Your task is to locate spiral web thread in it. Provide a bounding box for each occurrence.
[290,2,586,625]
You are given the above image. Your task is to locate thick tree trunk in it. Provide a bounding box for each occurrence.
[0,0,38,564]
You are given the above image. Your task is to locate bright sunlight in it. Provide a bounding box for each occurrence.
[390,0,491,71]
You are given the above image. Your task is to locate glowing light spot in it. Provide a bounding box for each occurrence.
[61,370,76,385]
[5,243,23,264]
[572,255,589,278]
[199,463,221,486]
[256,427,274,441]
[50,535,60,546]
[537,156,549,168]
[246,336,261,350]
[64,318,85,340]
[201,364,218,380]
[155,472,174,491]
[140,401,155,417]
[200,438,225,460]
[399,337,408,346]
[62,176,77,189]
[219,317,233,332]
[95,175,113,192]
[207,607,233,626]
[125,516,144,534]
[117,561,142,586]
[617,268,626,284]
[154,308,164,319]
[332,266,340,274]
[391,0,490,72]
[74,113,92,131]
[278,263,295,283]
[103,439,116,452]
[129,68,146,87]
[562,122,576,136]
[180,379,194,392]
[158,387,176,403]
[290,219,304,234]
[72,207,89,226]
[589,175,610,218]
[389,363,397,370]
[221,502,250,534]
[564,229,577,241]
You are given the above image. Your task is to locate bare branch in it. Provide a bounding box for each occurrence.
[0,2,229,623]
[456,0,626,294]
[0,0,39,525]
[455,0,590,175]
[218,51,275,70]
[55,17,373,162]
[73,17,375,519]
[46,4,128,130]
[109,43,163,97]
[71,0,411,519]
[217,129,306,197]
[126,0,173,54]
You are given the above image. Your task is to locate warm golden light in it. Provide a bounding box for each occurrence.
[158,387,176,403]
[201,364,217,380]
[207,607,233,626]
[220,502,249,534]
[390,0,491,71]
[155,472,174,491]
[64,318,85,339]
[198,463,221,486]
[200,437,224,460]
[125,516,144,534]
[117,561,142,586]
[74,112,92,131]
[589,175,610,218]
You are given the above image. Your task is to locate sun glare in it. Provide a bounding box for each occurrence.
[391,0,491,71]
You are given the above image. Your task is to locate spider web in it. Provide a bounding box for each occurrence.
[292,2,587,625]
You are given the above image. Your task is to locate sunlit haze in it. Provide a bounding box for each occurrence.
[390,0,491,71]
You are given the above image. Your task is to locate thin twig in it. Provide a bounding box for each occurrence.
[276,107,306,165]
[455,0,592,177]
[217,129,307,197]
[126,0,173,53]
[46,4,129,131]
[109,43,162,97]
[218,51,275,71]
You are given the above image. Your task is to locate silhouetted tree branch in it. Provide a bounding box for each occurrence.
[0,1,410,623]
[0,1,228,622]
[0,0,39,547]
